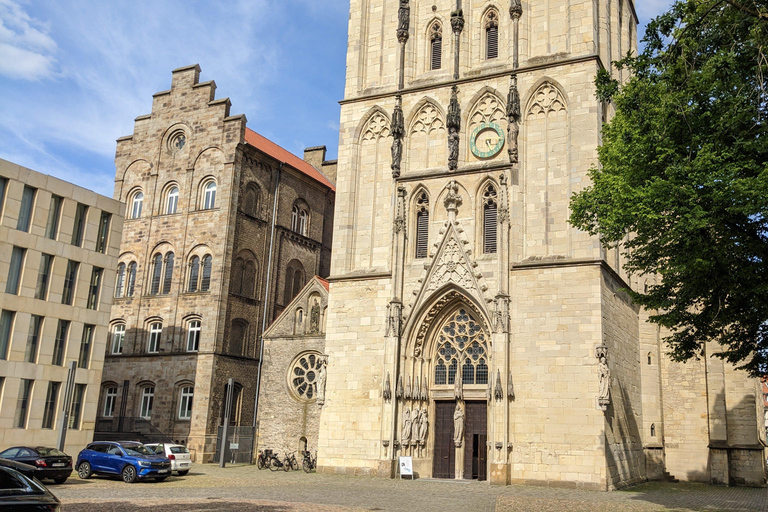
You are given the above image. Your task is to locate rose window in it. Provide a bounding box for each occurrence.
[290,352,323,401]
[434,308,489,385]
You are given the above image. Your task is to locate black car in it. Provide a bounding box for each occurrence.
[0,447,72,484]
[0,465,61,511]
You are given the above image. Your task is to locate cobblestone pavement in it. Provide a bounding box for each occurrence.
[49,464,767,512]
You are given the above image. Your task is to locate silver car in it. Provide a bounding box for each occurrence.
[145,444,192,476]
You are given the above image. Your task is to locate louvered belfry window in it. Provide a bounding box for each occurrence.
[485,10,499,60]
[430,23,442,71]
[416,192,430,259]
[483,184,498,254]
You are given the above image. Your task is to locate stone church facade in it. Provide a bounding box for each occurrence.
[97,65,335,463]
[314,0,767,490]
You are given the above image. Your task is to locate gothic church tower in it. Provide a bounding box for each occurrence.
[318,1,762,489]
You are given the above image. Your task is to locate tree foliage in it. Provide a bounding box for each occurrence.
[570,0,768,375]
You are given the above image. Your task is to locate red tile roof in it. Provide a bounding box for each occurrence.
[316,276,329,291]
[244,128,335,191]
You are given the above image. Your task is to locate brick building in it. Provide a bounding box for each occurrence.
[96,65,335,463]
[0,158,123,454]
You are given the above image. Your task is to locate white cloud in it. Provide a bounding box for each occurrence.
[0,0,57,80]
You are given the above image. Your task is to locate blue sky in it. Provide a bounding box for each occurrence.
[0,0,672,197]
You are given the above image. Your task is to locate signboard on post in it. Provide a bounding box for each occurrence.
[398,456,413,479]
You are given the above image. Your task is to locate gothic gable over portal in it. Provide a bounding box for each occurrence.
[264,276,329,339]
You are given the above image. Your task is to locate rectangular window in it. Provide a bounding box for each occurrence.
[52,319,69,366]
[178,386,193,419]
[0,177,7,217]
[78,324,94,369]
[61,260,79,305]
[484,203,498,254]
[95,212,111,253]
[71,203,88,247]
[111,324,125,355]
[25,315,42,363]
[416,212,429,259]
[87,267,102,310]
[0,310,15,360]
[148,323,161,353]
[16,186,36,232]
[103,387,118,417]
[15,379,33,428]
[45,195,63,240]
[6,246,26,295]
[42,381,60,429]
[34,253,53,300]
[486,25,499,59]
[68,384,85,429]
[186,321,201,352]
[140,387,154,419]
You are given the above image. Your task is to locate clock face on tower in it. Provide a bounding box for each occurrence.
[469,122,505,159]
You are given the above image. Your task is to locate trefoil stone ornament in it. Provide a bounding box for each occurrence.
[397,0,410,43]
[391,97,405,178]
[596,344,611,412]
[494,370,504,401]
[507,75,521,164]
[383,372,392,402]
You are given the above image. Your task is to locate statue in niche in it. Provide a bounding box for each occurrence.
[453,403,464,448]
[391,99,405,177]
[316,356,328,406]
[454,369,463,400]
[447,86,461,171]
[397,0,410,43]
[507,75,521,163]
[309,299,321,334]
[598,356,611,410]
[402,407,413,446]
[418,407,429,445]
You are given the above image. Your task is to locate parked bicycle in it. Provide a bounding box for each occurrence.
[283,451,299,472]
[302,450,317,473]
[256,449,272,470]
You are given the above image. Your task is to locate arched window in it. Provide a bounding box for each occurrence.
[221,381,243,426]
[188,256,200,293]
[650,424,656,437]
[102,386,118,417]
[126,262,137,297]
[166,186,179,215]
[485,10,499,59]
[291,203,309,236]
[203,181,216,210]
[201,255,212,291]
[178,386,194,419]
[115,263,126,298]
[231,258,244,295]
[242,185,259,217]
[434,308,489,385]
[230,320,247,357]
[162,252,174,294]
[430,22,442,71]
[415,191,429,259]
[647,352,653,365]
[148,322,162,353]
[283,260,305,305]
[186,320,201,352]
[140,386,155,419]
[110,323,125,355]
[295,309,304,335]
[483,184,498,254]
[150,253,163,295]
[243,260,256,297]
[130,191,144,219]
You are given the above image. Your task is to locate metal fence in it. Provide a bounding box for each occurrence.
[213,426,256,464]
[94,417,173,444]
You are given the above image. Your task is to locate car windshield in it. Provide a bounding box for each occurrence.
[34,447,66,457]
[0,468,45,495]
[170,446,189,454]
[122,445,153,456]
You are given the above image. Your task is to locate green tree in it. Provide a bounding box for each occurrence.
[570,0,768,375]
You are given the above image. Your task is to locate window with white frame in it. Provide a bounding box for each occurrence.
[126,262,137,297]
[148,322,162,353]
[103,386,118,417]
[203,181,216,210]
[115,263,126,298]
[140,387,154,419]
[186,320,201,352]
[178,386,193,419]
[166,186,179,215]
[111,324,125,355]
[130,191,144,219]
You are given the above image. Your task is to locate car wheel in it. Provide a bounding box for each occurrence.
[121,465,138,483]
[77,461,92,479]
[177,470,189,476]
[155,476,168,482]
[53,477,68,484]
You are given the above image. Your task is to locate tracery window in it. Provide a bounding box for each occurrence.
[434,308,489,385]
[289,352,323,402]
[415,192,429,259]
[429,22,442,71]
[483,184,498,254]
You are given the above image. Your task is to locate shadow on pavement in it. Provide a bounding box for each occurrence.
[64,502,296,512]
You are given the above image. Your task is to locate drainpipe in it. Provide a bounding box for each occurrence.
[252,162,283,430]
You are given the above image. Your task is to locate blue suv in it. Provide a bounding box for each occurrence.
[76,441,171,483]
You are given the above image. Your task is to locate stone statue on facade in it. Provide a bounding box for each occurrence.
[508,372,515,401]
[309,298,321,334]
[418,407,428,445]
[447,86,461,171]
[453,403,464,448]
[598,356,611,411]
[396,374,404,399]
[397,0,410,43]
[391,98,405,178]
[509,0,522,19]
[402,407,413,446]
[316,356,328,406]
[383,372,392,402]
[507,75,521,163]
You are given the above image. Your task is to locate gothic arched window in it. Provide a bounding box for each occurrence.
[429,22,442,71]
[201,255,212,292]
[126,262,137,296]
[188,256,200,293]
[485,10,499,60]
[483,184,498,254]
[166,186,179,215]
[434,308,489,386]
[162,252,174,294]
[415,191,429,259]
[150,253,163,295]
[115,263,126,298]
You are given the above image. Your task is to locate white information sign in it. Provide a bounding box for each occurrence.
[229,443,239,450]
[398,456,413,479]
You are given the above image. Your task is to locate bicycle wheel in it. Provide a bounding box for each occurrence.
[269,457,281,471]
[303,459,312,473]
[291,457,299,471]
[257,457,265,470]
[283,457,291,471]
